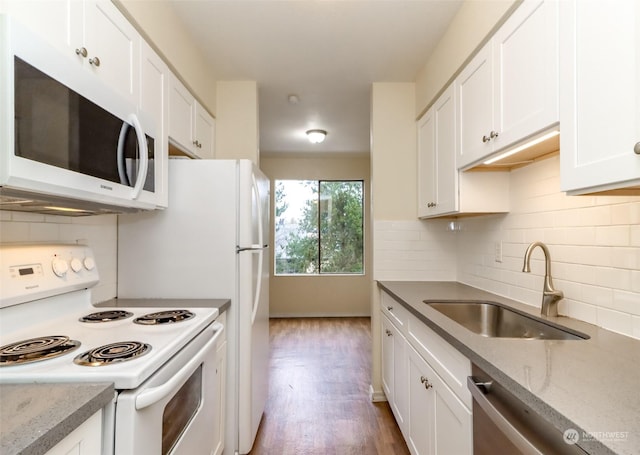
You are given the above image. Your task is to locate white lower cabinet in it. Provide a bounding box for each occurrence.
[381,314,409,437]
[380,291,472,455]
[45,409,102,455]
[407,345,472,455]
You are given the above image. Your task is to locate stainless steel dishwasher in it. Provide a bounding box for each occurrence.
[468,364,588,454]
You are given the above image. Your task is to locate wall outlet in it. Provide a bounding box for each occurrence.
[494,241,503,263]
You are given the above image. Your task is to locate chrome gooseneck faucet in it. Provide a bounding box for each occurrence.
[522,241,564,317]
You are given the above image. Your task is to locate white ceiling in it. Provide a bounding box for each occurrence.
[169,0,464,156]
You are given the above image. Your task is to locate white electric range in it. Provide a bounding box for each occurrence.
[0,243,224,455]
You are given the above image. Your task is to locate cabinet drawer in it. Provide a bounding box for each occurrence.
[380,292,410,332]
[407,316,471,408]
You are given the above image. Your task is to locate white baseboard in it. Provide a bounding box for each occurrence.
[369,384,387,402]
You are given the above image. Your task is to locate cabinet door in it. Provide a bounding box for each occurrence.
[433,85,457,215]
[381,315,395,401]
[456,42,494,169]
[168,73,197,154]
[560,0,640,193]
[195,103,216,159]
[494,0,559,150]
[417,107,436,217]
[140,41,169,208]
[83,0,140,105]
[407,346,472,455]
[4,0,83,60]
[430,365,472,455]
[407,346,434,455]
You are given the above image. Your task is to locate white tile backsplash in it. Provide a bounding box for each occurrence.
[0,211,118,304]
[374,155,640,340]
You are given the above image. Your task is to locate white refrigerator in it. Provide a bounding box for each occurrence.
[117,159,270,455]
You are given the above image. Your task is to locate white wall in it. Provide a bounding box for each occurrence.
[0,212,118,304]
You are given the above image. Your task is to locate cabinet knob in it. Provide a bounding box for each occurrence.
[387,306,393,311]
[193,140,202,148]
[490,130,499,139]
[89,56,101,67]
[634,142,640,155]
[427,202,437,208]
[75,47,87,58]
[385,329,392,337]
[482,135,491,143]
[420,376,433,389]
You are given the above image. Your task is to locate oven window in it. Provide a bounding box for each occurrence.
[162,365,203,455]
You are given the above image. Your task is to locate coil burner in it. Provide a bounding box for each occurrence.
[74,341,151,366]
[134,309,195,325]
[79,310,134,323]
[0,336,81,366]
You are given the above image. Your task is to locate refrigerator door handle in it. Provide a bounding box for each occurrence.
[236,244,269,253]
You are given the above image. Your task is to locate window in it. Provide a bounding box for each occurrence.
[275,180,364,275]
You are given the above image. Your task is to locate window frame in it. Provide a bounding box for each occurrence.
[274,179,365,277]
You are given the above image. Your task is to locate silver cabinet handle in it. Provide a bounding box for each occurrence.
[420,376,432,389]
[385,329,392,337]
[490,130,499,139]
[467,377,543,455]
[427,202,437,208]
[89,56,100,67]
[482,134,491,143]
[75,47,87,58]
[193,140,202,148]
[387,306,393,311]
[634,142,640,155]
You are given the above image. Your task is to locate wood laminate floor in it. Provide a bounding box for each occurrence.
[249,317,410,455]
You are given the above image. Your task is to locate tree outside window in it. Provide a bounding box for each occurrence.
[275,180,364,275]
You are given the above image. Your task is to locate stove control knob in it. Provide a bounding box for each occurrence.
[70,258,83,273]
[52,258,69,277]
[83,257,96,271]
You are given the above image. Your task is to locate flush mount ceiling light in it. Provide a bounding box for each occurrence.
[306,129,327,144]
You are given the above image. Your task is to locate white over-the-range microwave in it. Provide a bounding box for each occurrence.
[0,15,167,215]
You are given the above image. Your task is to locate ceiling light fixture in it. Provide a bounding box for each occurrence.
[306,129,327,144]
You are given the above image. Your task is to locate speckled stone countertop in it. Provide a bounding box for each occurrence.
[0,383,113,455]
[378,281,640,455]
[96,297,231,314]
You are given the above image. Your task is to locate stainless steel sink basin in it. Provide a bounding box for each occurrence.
[424,300,589,340]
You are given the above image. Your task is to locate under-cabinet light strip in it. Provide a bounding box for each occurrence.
[483,130,560,165]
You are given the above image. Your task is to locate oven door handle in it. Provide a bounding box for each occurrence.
[135,322,224,410]
[467,376,544,455]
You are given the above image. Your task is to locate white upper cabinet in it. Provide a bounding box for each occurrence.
[559,0,640,194]
[456,0,559,169]
[417,85,457,217]
[418,85,509,218]
[5,0,140,105]
[169,74,216,159]
[82,0,140,105]
[140,41,169,208]
[195,103,216,159]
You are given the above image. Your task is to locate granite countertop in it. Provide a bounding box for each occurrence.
[378,281,640,455]
[96,297,231,314]
[0,383,114,455]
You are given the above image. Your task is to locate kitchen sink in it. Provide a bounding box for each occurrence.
[424,300,589,340]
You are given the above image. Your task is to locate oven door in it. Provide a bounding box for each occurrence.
[114,322,224,455]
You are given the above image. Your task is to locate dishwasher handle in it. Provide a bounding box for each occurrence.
[467,376,544,455]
